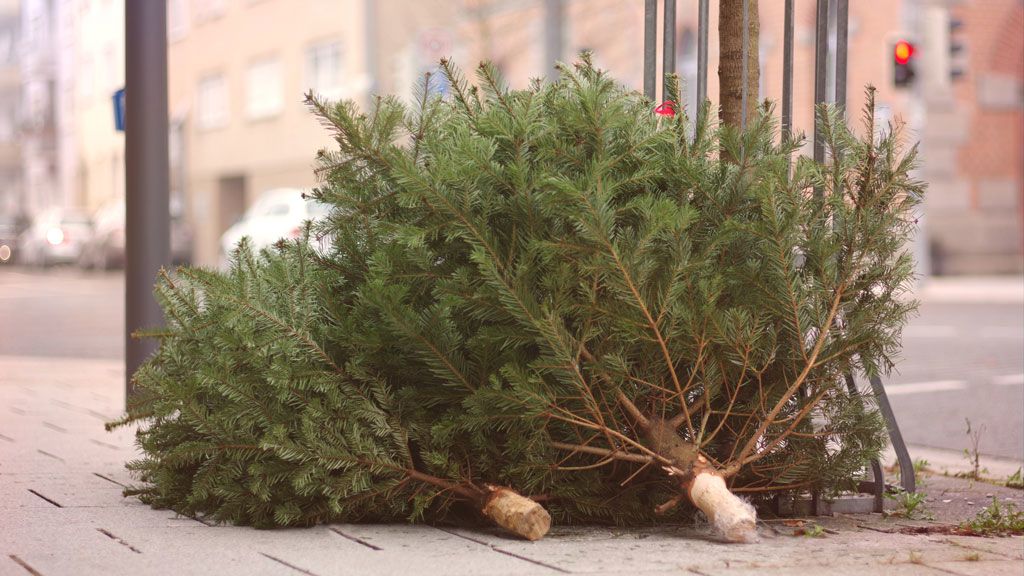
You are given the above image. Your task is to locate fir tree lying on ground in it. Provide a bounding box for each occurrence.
[107,239,550,539]
[111,55,922,543]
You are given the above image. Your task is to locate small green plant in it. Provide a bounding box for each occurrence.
[917,457,933,483]
[913,458,930,475]
[1006,468,1023,489]
[802,524,825,538]
[961,418,986,480]
[960,497,1024,536]
[885,490,932,520]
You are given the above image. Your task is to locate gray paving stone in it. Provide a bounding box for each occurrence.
[927,560,1024,576]
[0,470,127,508]
[2,354,1023,576]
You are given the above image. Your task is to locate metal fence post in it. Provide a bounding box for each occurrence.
[644,0,657,100]
[662,0,676,99]
[125,0,170,403]
[782,0,794,141]
[697,0,709,120]
[545,0,565,82]
[813,0,829,176]
[835,0,849,112]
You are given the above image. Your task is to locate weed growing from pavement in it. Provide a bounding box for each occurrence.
[959,497,1024,536]
[885,490,932,520]
[1006,468,1023,490]
[801,524,825,538]
[959,418,988,481]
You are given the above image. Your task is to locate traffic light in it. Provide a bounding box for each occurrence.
[949,17,965,81]
[893,40,916,88]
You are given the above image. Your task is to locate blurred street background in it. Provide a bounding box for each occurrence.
[0,1,1022,464]
[3,268,1020,467]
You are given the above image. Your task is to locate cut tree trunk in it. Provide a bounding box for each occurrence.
[646,419,758,543]
[409,469,551,540]
[718,0,760,130]
[481,486,552,541]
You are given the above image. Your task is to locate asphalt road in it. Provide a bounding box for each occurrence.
[1,266,1021,462]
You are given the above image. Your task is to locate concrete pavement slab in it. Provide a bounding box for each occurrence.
[2,353,1023,576]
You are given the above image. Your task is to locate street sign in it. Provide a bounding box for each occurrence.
[113,88,126,132]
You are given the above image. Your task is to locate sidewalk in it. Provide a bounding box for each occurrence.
[2,355,1022,576]
[914,275,1024,304]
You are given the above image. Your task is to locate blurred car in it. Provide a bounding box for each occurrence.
[170,198,195,267]
[78,198,194,270]
[19,208,93,267]
[78,199,125,270]
[218,188,330,269]
[0,213,27,264]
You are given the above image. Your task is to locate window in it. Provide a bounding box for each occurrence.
[246,57,283,120]
[194,0,226,24]
[168,0,189,41]
[79,56,94,100]
[306,40,344,100]
[197,74,229,130]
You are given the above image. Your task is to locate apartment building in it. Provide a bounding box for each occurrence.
[0,0,19,216]
[19,0,61,216]
[923,0,1023,274]
[71,0,125,214]
[168,0,373,266]
[169,0,1019,272]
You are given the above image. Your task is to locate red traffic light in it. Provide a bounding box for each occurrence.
[894,40,914,65]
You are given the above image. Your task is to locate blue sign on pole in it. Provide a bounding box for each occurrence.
[113,88,126,132]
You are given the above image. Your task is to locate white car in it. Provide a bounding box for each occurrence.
[219,188,330,269]
[19,208,93,267]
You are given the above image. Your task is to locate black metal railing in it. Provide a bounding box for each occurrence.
[641,0,916,508]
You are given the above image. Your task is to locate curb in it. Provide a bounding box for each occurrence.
[915,275,1024,304]
[886,444,1024,481]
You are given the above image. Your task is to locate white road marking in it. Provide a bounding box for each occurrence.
[885,380,968,396]
[993,374,1024,386]
[903,325,958,338]
[980,326,1023,339]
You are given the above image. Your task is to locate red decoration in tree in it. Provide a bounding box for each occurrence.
[654,100,676,117]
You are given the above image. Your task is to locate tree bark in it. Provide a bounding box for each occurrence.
[718,0,760,130]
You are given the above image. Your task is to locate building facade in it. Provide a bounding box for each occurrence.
[167,0,1020,273]
[0,0,20,217]
[921,0,1023,274]
[70,0,125,215]
[18,0,60,217]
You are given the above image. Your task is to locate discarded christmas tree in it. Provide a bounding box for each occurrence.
[112,56,921,543]
[304,56,920,541]
[107,239,550,539]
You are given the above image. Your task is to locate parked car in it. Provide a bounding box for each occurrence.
[78,199,125,270]
[19,208,93,267]
[78,198,194,270]
[0,213,27,264]
[218,188,330,269]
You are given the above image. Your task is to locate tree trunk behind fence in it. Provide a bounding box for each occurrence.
[718,0,760,130]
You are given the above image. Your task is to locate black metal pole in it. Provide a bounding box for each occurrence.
[813,0,829,193]
[782,0,794,141]
[644,0,657,100]
[544,0,564,82]
[697,0,709,117]
[125,0,170,403]
[835,0,849,112]
[662,0,676,99]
